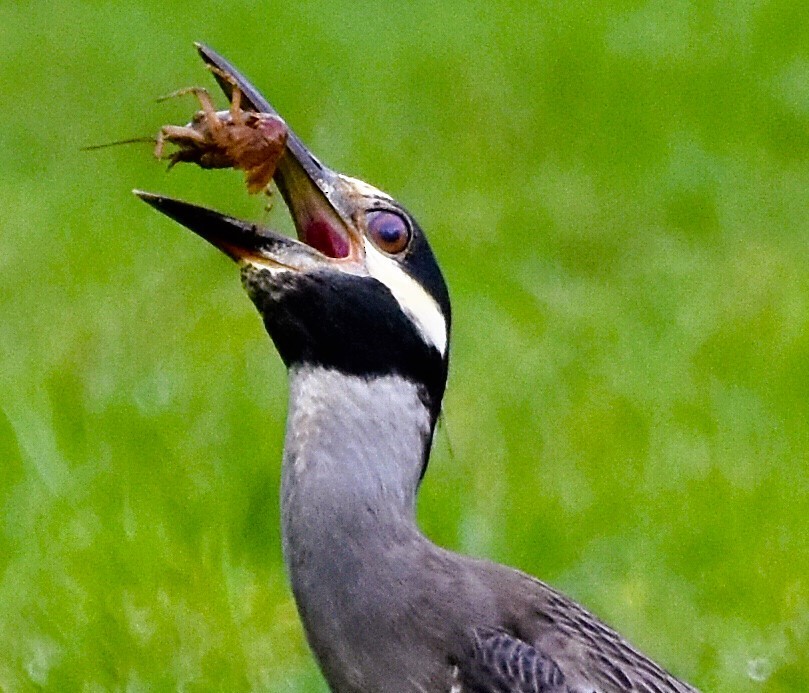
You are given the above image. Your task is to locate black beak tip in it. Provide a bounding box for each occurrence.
[133,188,215,233]
[191,41,276,118]
[133,189,271,263]
[193,41,215,64]
[133,188,162,207]
[134,189,192,222]
[133,188,222,228]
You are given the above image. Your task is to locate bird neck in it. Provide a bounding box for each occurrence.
[279,365,438,677]
[280,365,435,549]
[281,366,433,675]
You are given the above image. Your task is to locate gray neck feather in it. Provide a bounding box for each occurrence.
[281,365,431,535]
[280,365,435,684]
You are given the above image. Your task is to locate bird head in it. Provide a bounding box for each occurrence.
[137,45,451,422]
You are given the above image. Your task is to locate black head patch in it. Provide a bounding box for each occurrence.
[242,267,449,420]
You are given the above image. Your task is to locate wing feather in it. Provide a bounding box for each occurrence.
[460,627,573,693]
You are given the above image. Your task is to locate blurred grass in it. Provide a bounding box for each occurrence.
[1,0,808,690]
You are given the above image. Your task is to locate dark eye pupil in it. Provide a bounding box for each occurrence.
[367,210,410,253]
[377,221,402,243]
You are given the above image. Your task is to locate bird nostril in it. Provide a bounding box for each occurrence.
[303,219,350,259]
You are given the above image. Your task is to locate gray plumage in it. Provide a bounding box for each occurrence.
[280,367,698,693]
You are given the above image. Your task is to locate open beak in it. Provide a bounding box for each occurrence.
[136,43,364,270]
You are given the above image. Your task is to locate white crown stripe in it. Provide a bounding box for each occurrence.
[339,175,394,201]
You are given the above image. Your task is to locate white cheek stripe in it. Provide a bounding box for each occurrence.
[364,243,448,356]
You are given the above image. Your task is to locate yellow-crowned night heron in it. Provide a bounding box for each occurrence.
[137,44,700,693]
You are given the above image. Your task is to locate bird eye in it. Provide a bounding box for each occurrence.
[366,210,411,255]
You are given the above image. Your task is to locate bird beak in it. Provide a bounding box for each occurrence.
[136,43,364,270]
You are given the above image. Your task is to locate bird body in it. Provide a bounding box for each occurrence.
[279,366,696,693]
[138,44,700,693]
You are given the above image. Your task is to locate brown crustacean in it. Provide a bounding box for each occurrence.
[154,72,288,194]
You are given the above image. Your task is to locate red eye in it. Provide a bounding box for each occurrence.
[366,210,411,255]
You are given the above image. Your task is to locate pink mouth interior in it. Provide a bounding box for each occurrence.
[302,219,350,259]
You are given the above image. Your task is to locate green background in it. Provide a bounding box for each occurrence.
[1,1,807,690]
